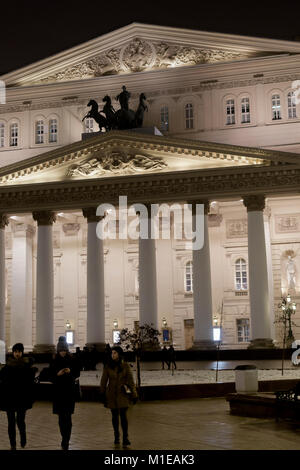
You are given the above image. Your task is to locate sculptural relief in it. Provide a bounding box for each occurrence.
[286,255,297,290]
[67,152,168,177]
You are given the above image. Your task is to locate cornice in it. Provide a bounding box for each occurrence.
[0,163,299,213]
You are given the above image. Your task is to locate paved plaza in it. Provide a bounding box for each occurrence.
[0,397,300,451]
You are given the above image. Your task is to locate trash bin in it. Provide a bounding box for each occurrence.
[235,365,258,393]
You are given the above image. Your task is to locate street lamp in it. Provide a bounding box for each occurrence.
[277,294,297,375]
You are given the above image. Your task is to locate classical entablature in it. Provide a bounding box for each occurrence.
[3,23,300,87]
[0,131,299,212]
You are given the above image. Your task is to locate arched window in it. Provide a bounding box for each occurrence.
[160,106,169,131]
[287,91,297,119]
[235,258,247,290]
[0,122,4,147]
[185,261,193,292]
[185,103,194,129]
[85,117,94,133]
[49,118,58,143]
[241,97,250,123]
[226,99,235,125]
[35,120,44,144]
[10,123,18,147]
[272,94,281,120]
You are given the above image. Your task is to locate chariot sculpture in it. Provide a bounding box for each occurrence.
[82,86,148,132]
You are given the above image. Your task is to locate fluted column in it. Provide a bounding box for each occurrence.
[0,215,8,343]
[190,200,215,349]
[137,203,158,328]
[243,195,274,348]
[83,207,105,351]
[33,211,56,353]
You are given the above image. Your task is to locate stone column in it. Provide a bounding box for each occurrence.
[243,195,274,348]
[137,203,158,329]
[82,207,105,351]
[33,211,56,353]
[0,215,8,343]
[190,200,215,349]
[11,222,35,351]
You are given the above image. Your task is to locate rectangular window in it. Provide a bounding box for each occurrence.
[160,106,169,132]
[241,97,250,123]
[35,120,44,144]
[288,92,297,119]
[272,95,281,120]
[185,104,194,129]
[237,319,250,343]
[10,123,18,147]
[226,99,235,125]
[0,123,4,147]
[85,118,94,133]
[49,119,58,143]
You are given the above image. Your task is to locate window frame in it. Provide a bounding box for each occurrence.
[226,98,236,125]
[236,318,250,343]
[160,105,169,132]
[241,97,251,124]
[271,93,282,120]
[0,122,5,148]
[235,257,248,291]
[9,122,19,147]
[185,103,194,130]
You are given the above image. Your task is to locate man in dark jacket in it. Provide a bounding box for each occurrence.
[50,337,80,451]
[0,343,37,450]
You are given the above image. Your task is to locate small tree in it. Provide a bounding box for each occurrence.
[274,295,297,375]
[119,324,161,393]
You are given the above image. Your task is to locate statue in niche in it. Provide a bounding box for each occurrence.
[286,255,297,290]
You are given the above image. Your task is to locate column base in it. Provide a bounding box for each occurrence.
[33,344,56,354]
[247,338,276,349]
[192,340,216,350]
[86,342,106,352]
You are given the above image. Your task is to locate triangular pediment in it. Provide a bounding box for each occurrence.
[3,23,300,87]
[0,130,299,187]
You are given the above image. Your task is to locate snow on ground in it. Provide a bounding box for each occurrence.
[79,367,300,386]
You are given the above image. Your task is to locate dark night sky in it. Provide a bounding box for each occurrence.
[1,0,300,75]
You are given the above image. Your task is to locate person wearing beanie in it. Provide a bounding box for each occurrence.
[0,343,37,450]
[100,345,138,448]
[49,337,80,450]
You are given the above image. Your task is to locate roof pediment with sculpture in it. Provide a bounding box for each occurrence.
[0,130,299,187]
[3,23,300,87]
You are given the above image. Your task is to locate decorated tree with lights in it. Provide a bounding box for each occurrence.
[119,324,161,393]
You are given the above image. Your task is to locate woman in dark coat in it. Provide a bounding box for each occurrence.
[0,343,37,450]
[100,346,138,448]
[50,337,80,450]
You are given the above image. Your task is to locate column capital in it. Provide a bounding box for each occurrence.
[33,211,56,226]
[187,200,210,215]
[0,214,9,229]
[82,207,105,223]
[11,222,35,237]
[243,195,265,212]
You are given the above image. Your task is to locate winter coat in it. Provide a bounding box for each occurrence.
[50,354,80,415]
[100,359,138,409]
[0,357,37,412]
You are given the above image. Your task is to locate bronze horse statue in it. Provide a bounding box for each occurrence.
[82,90,148,132]
[82,100,108,132]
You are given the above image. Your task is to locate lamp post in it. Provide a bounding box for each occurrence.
[277,294,297,375]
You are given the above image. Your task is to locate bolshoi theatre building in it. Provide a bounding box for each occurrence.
[0,23,300,353]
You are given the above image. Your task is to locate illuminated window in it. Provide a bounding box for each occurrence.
[35,120,44,144]
[185,103,194,129]
[49,119,58,143]
[160,106,169,131]
[213,328,221,341]
[0,123,4,147]
[235,258,248,290]
[241,97,250,123]
[226,99,235,125]
[65,330,74,345]
[287,92,297,119]
[10,123,18,147]
[85,117,94,133]
[237,319,250,342]
[272,94,281,120]
[185,261,193,292]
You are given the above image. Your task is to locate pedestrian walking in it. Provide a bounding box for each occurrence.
[161,346,169,370]
[50,336,80,450]
[167,345,177,370]
[100,346,138,448]
[103,343,112,367]
[0,343,37,450]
